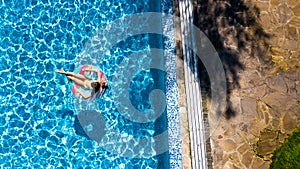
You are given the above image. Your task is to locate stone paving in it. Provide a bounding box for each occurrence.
[206,0,300,168]
[174,0,300,168]
[176,53,193,169]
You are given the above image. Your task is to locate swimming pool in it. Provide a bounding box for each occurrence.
[0,0,181,168]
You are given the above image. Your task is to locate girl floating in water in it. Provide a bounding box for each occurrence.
[56,67,108,99]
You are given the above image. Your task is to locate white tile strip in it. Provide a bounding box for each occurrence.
[178,0,208,168]
[163,15,183,169]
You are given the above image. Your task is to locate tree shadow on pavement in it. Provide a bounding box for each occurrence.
[192,0,270,119]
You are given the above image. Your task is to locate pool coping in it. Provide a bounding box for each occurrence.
[173,0,212,168]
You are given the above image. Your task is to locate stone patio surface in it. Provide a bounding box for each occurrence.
[175,0,300,168]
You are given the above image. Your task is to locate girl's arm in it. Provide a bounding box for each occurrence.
[85,69,102,81]
[75,87,91,99]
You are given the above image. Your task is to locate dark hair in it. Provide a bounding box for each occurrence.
[91,82,101,98]
[101,81,108,89]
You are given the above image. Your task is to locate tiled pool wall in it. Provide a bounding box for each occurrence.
[161,2,183,169]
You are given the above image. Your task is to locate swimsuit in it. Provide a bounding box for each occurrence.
[84,80,93,89]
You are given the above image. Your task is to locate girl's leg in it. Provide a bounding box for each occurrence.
[55,70,74,76]
[67,76,85,87]
[71,73,86,81]
[56,69,86,81]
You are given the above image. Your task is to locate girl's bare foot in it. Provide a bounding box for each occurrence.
[55,69,65,74]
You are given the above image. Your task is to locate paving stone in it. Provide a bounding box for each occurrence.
[257,141,279,156]
[241,97,257,119]
[262,92,297,111]
[251,157,265,169]
[289,16,300,25]
[240,85,268,99]
[290,105,300,116]
[221,154,230,167]
[286,0,299,7]
[241,151,254,167]
[292,4,300,16]
[260,161,271,169]
[285,25,299,40]
[282,111,299,133]
[260,13,275,31]
[259,130,278,141]
[245,69,265,87]
[275,3,294,24]
[222,161,239,169]
[283,39,298,50]
[271,115,281,130]
[218,139,238,152]
[255,1,270,12]
[237,143,249,154]
[223,128,236,138]
[266,75,287,93]
[228,152,243,168]
[247,121,265,138]
[284,76,297,96]
[270,0,281,8]
[231,133,245,144]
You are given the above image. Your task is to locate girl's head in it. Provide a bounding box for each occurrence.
[91,82,101,98]
[91,82,101,91]
[91,81,108,99]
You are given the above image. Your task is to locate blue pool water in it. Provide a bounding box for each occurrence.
[0,0,181,168]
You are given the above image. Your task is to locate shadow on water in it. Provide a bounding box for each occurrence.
[178,0,271,119]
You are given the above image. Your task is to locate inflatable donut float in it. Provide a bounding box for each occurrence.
[70,65,107,98]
